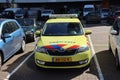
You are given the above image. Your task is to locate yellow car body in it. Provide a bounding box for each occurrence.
[34,14,92,68]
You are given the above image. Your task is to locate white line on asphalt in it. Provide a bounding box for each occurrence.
[87,35,104,80]
[4,52,34,80]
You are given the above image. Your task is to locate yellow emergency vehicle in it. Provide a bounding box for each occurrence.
[34,14,92,68]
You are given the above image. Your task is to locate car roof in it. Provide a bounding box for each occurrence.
[4,8,21,13]
[0,18,16,24]
[46,18,80,23]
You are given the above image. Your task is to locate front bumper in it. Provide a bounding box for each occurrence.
[34,49,91,68]
[25,34,34,40]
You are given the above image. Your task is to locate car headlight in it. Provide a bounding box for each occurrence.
[77,46,89,53]
[35,46,46,53]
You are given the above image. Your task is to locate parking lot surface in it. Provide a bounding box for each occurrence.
[0,22,120,80]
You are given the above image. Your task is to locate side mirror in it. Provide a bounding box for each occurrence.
[2,33,11,38]
[85,30,92,35]
[110,30,118,35]
[1,33,11,42]
[35,30,41,36]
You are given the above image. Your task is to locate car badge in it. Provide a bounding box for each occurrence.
[58,48,65,52]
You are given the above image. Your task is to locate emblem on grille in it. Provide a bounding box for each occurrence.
[58,48,65,52]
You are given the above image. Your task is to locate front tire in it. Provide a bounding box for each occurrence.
[32,34,36,42]
[115,51,120,70]
[108,41,112,51]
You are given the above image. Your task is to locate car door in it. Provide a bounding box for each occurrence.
[1,22,14,60]
[110,19,120,54]
[8,21,22,52]
[116,19,120,56]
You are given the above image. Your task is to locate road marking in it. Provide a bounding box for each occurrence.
[4,52,34,80]
[88,35,104,80]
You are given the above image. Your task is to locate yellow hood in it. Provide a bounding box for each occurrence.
[37,35,89,49]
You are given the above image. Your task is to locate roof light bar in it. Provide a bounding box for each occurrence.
[49,14,78,18]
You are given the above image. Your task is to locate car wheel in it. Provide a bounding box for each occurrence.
[19,40,26,53]
[32,34,36,42]
[108,42,112,51]
[115,51,120,70]
[0,53,2,69]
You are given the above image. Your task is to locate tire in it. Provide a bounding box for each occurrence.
[115,51,120,70]
[108,42,112,52]
[19,40,26,53]
[31,34,36,42]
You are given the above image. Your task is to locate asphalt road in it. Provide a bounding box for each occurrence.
[0,21,120,80]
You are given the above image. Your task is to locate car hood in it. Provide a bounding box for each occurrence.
[37,35,89,50]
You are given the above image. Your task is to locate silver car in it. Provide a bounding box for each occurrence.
[0,19,26,69]
[109,17,120,70]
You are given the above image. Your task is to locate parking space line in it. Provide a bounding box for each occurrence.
[4,52,34,80]
[87,35,104,80]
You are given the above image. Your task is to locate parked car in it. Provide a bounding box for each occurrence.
[1,8,22,19]
[34,14,92,69]
[114,6,120,11]
[85,11,101,24]
[107,10,120,25]
[0,19,26,68]
[15,9,28,19]
[83,4,95,19]
[67,8,81,19]
[16,18,37,42]
[100,8,110,20]
[109,16,120,70]
[41,9,54,20]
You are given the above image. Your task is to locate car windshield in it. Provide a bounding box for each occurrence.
[22,26,34,32]
[42,10,52,13]
[102,9,109,12]
[16,19,34,26]
[115,12,120,15]
[42,22,84,36]
[84,8,94,12]
[89,12,100,16]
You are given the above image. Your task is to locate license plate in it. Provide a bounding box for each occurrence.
[53,57,72,62]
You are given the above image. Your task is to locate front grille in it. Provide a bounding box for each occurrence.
[46,49,77,56]
[45,62,80,66]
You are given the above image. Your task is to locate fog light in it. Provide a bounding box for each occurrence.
[79,59,88,65]
[36,59,45,65]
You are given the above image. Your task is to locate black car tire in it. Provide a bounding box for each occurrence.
[108,41,112,52]
[115,50,120,70]
[19,40,26,53]
[32,34,36,42]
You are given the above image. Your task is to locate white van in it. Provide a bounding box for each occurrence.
[83,4,95,17]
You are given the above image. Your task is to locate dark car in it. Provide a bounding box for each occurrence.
[16,18,37,42]
[107,10,120,25]
[85,11,101,24]
[1,8,22,19]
